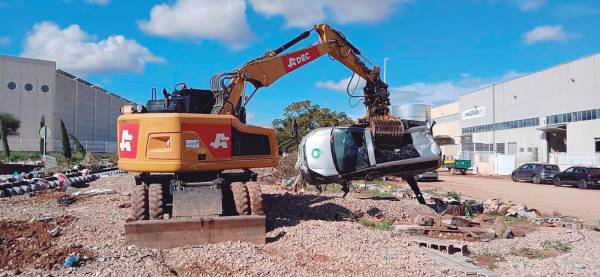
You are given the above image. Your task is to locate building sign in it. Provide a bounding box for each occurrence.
[462,106,486,120]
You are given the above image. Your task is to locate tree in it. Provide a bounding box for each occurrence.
[0,113,20,161]
[39,115,45,154]
[69,134,86,156]
[272,101,353,153]
[60,119,72,162]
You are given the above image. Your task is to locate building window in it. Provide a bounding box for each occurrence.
[41,85,49,93]
[24,83,34,92]
[596,138,600,153]
[7,81,16,90]
[496,143,505,154]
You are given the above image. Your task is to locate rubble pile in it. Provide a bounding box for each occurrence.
[1,173,599,276]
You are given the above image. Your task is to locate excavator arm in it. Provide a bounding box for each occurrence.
[210,23,403,138]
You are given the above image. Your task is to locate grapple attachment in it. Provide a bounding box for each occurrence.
[369,115,405,138]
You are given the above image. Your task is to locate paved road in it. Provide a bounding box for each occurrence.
[419,173,600,220]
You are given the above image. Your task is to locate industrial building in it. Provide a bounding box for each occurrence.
[0,55,133,153]
[432,52,600,173]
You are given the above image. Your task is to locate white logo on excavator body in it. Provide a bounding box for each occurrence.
[287,52,311,68]
[120,130,133,152]
[210,133,230,149]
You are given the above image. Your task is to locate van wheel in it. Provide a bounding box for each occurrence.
[532,175,540,184]
[577,180,589,189]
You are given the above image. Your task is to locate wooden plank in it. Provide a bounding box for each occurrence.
[125,216,265,249]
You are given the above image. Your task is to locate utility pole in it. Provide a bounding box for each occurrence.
[383,57,390,83]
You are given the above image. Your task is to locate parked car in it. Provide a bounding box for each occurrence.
[415,171,438,181]
[553,166,600,189]
[511,163,561,184]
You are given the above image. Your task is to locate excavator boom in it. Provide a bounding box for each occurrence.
[210,24,403,138]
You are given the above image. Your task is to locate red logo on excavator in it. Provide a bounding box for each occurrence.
[118,123,139,159]
[281,46,321,73]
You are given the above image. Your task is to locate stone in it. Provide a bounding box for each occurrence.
[498,204,511,215]
[414,215,435,226]
[472,214,492,224]
[445,204,464,216]
[392,225,431,236]
[494,217,507,237]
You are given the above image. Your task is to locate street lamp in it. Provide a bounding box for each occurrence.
[383,57,390,83]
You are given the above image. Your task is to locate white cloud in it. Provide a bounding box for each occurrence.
[315,76,366,91]
[0,36,10,46]
[138,0,254,49]
[515,0,546,11]
[524,25,568,45]
[249,0,413,28]
[21,21,163,75]
[84,0,110,5]
[316,71,525,106]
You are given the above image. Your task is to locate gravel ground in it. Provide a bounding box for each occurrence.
[0,173,599,276]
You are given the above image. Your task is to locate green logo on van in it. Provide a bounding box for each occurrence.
[311,148,322,159]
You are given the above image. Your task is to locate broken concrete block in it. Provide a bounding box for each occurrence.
[498,204,511,215]
[560,222,582,230]
[494,217,514,239]
[445,204,464,216]
[483,198,503,213]
[510,226,528,237]
[472,214,492,224]
[393,225,430,236]
[414,215,435,226]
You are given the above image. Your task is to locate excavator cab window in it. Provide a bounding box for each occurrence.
[146,88,216,114]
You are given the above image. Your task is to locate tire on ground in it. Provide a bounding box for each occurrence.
[231,182,250,215]
[148,184,164,220]
[131,184,148,221]
[245,182,264,215]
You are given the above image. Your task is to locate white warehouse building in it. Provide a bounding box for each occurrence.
[456,53,600,171]
[0,55,134,153]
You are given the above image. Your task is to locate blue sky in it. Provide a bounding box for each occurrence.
[1,0,599,126]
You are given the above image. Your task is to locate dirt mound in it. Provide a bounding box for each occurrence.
[0,217,90,271]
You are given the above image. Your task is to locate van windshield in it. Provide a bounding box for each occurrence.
[332,128,370,174]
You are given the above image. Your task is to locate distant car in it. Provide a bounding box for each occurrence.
[553,166,600,189]
[511,163,561,184]
[416,171,438,181]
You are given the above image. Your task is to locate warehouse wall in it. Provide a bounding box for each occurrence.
[567,120,600,153]
[0,56,56,151]
[54,73,77,141]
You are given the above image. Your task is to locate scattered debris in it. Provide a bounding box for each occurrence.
[63,255,80,267]
[69,188,114,196]
[414,215,435,226]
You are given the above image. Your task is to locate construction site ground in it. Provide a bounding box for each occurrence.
[1,173,599,276]
[419,172,600,220]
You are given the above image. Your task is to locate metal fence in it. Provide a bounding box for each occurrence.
[7,138,117,153]
[549,153,600,167]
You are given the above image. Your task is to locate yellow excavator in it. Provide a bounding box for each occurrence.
[118,24,407,248]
